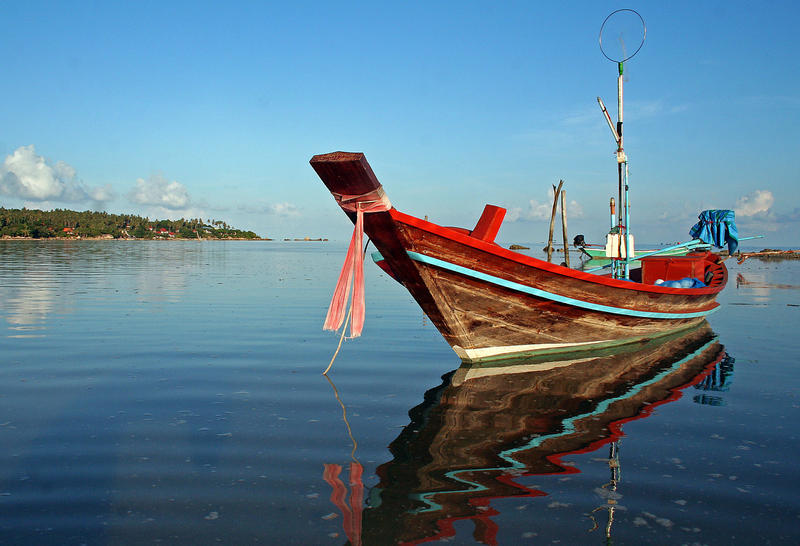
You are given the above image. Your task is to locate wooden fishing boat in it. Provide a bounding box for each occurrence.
[311,152,728,362]
[328,322,729,544]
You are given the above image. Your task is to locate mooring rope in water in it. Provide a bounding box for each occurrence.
[324,374,359,461]
[323,240,372,375]
[323,305,351,375]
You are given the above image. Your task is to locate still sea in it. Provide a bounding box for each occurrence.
[0,240,798,545]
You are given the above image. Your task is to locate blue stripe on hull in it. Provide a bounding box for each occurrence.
[405,251,717,320]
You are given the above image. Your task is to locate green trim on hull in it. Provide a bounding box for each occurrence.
[583,247,690,259]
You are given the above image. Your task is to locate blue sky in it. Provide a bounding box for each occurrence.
[1,1,797,245]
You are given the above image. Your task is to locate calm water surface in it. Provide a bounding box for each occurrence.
[0,240,798,545]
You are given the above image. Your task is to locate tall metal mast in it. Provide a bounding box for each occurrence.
[598,9,646,279]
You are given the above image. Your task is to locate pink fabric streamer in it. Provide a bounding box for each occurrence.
[323,189,391,338]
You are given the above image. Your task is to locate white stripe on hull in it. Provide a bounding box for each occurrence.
[450,357,598,386]
[453,340,614,363]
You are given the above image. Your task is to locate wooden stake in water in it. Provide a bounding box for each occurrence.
[547,180,564,263]
[561,189,570,268]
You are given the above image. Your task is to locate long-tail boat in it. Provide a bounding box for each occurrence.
[311,152,727,362]
[311,10,730,363]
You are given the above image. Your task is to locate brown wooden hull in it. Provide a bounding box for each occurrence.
[311,152,728,361]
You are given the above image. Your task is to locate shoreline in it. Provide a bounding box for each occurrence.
[0,236,337,242]
[0,236,275,241]
[2,237,796,260]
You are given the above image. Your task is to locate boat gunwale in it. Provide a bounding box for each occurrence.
[388,208,727,296]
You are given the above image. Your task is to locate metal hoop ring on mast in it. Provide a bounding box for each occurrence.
[599,9,646,63]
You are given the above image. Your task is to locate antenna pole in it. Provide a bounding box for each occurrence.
[598,9,645,279]
[617,61,631,279]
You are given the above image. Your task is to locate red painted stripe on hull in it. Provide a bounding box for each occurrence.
[389,209,727,296]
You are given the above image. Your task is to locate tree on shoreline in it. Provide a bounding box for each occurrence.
[0,207,261,239]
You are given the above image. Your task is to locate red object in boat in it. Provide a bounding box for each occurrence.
[640,252,717,285]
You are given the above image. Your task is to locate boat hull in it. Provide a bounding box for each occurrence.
[311,152,728,362]
[378,211,724,361]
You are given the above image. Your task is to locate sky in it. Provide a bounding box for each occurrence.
[0,1,798,245]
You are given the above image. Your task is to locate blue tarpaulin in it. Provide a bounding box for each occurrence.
[656,277,707,288]
[690,210,738,254]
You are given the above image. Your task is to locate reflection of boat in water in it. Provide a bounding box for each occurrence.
[327,322,728,545]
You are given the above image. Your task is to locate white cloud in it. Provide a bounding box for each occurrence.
[735,190,773,217]
[725,190,785,237]
[0,145,112,204]
[128,174,191,210]
[269,202,299,216]
[567,199,584,218]
[89,184,115,202]
[515,198,552,221]
[507,187,583,222]
[238,201,299,217]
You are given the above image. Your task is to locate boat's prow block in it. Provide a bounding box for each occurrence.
[310,151,382,196]
[470,205,506,243]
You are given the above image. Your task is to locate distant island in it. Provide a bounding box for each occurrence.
[0,207,263,240]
